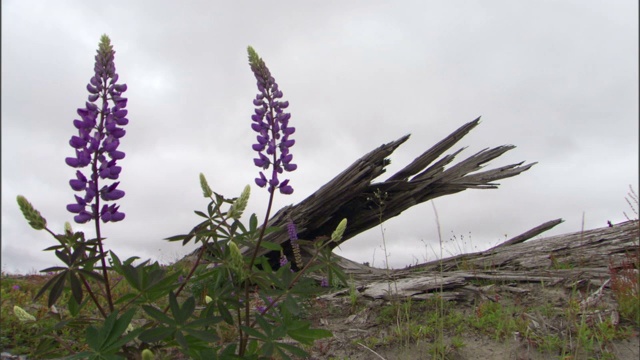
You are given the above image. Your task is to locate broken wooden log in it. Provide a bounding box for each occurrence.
[239,117,537,268]
[319,220,639,302]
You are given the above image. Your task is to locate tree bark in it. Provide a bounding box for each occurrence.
[319,220,639,301]
[243,117,538,267]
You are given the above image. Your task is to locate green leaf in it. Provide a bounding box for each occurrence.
[48,271,68,307]
[184,328,219,343]
[194,210,209,218]
[286,323,332,345]
[67,295,82,317]
[55,250,71,266]
[113,293,137,305]
[275,341,309,358]
[102,308,136,349]
[175,296,196,325]
[139,326,175,343]
[165,234,188,242]
[77,268,105,283]
[217,300,233,325]
[240,325,267,341]
[68,271,83,305]
[175,330,189,351]
[86,325,102,350]
[142,305,174,325]
[259,241,282,251]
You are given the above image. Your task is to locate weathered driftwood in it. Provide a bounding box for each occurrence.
[319,220,639,302]
[240,117,537,267]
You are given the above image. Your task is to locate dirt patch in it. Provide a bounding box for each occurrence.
[301,281,640,360]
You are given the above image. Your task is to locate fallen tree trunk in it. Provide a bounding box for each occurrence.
[320,220,639,302]
[240,117,537,267]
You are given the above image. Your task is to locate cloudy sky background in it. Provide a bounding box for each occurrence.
[2,0,638,274]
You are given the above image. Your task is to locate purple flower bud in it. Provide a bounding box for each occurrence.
[70,171,88,191]
[321,277,329,288]
[279,255,288,267]
[101,182,125,201]
[69,136,87,149]
[86,84,99,94]
[255,172,267,187]
[279,181,293,195]
[100,204,125,223]
[74,211,93,224]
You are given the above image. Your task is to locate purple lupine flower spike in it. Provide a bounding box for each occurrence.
[247,47,296,194]
[65,35,128,223]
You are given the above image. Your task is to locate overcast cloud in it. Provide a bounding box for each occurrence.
[2,0,638,274]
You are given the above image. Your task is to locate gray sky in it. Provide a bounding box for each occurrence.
[2,0,638,274]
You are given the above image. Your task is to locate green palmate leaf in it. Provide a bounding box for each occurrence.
[77,268,105,283]
[86,326,101,351]
[139,326,174,343]
[67,294,81,317]
[69,242,87,264]
[55,249,71,265]
[175,330,189,351]
[165,234,189,242]
[240,325,267,341]
[217,300,233,325]
[113,293,137,306]
[281,295,302,316]
[68,271,83,305]
[184,328,219,343]
[286,321,332,345]
[259,241,282,251]
[175,295,196,325]
[46,271,67,307]
[142,304,174,324]
[79,308,141,359]
[103,308,135,344]
[274,341,309,358]
[42,244,65,252]
[194,210,209,218]
[41,266,67,272]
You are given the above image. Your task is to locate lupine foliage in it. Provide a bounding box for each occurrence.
[16,35,346,359]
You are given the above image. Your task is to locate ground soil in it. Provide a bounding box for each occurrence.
[301,281,640,360]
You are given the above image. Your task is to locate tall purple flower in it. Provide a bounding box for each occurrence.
[65,35,128,224]
[247,46,296,195]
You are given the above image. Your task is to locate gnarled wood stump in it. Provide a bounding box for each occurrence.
[240,117,537,267]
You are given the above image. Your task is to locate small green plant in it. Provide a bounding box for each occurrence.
[609,255,640,326]
[348,276,358,311]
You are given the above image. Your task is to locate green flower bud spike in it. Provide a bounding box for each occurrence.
[141,349,155,360]
[16,195,47,230]
[199,173,214,198]
[331,218,348,243]
[228,241,247,280]
[13,305,36,322]
[64,221,73,235]
[228,185,251,220]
